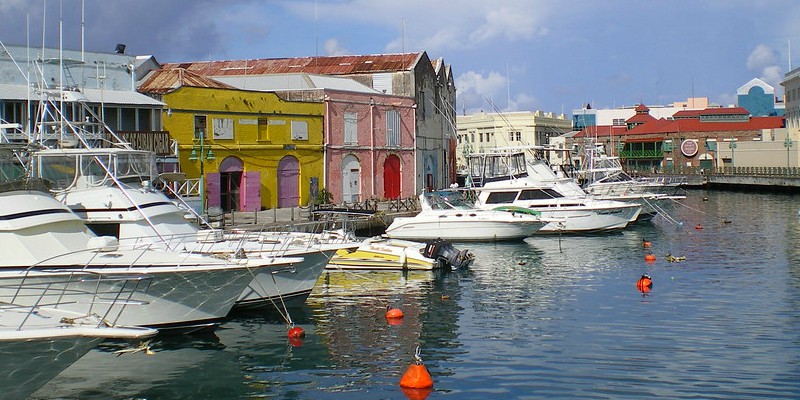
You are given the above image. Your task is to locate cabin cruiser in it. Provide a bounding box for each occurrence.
[328,237,474,270]
[467,151,641,233]
[29,147,353,310]
[385,192,547,241]
[0,183,289,331]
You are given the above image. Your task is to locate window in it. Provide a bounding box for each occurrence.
[515,132,522,141]
[479,133,484,142]
[612,118,626,126]
[291,120,308,140]
[386,110,401,147]
[344,112,358,145]
[471,133,475,142]
[194,115,207,139]
[485,191,519,204]
[509,132,514,142]
[519,189,563,200]
[258,118,269,141]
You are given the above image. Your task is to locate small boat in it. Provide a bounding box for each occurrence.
[385,192,547,241]
[327,237,474,270]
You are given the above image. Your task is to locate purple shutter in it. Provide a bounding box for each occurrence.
[241,171,261,211]
[206,172,221,208]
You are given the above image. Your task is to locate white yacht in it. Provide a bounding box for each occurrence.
[0,185,286,331]
[467,151,641,233]
[385,192,547,241]
[30,147,351,310]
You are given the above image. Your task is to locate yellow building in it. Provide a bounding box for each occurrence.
[140,69,324,210]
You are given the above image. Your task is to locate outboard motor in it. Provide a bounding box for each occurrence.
[423,238,475,270]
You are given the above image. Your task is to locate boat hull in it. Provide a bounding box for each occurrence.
[385,218,542,241]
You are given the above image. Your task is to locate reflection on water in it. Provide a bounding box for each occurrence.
[26,190,800,399]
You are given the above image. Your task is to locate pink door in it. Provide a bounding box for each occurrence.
[383,155,401,199]
[277,156,300,208]
[241,171,261,211]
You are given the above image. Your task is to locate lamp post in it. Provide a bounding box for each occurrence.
[188,130,215,215]
[784,136,793,169]
[728,140,737,167]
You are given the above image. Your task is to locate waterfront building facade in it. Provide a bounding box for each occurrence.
[161,52,456,194]
[208,73,417,203]
[0,44,167,153]
[139,68,324,210]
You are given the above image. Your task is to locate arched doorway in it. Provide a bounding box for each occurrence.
[341,154,361,203]
[383,154,401,199]
[277,156,300,208]
[219,156,243,212]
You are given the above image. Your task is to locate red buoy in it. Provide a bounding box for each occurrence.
[636,275,653,293]
[642,239,652,248]
[644,253,656,262]
[400,347,433,390]
[695,224,703,230]
[288,326,305,338]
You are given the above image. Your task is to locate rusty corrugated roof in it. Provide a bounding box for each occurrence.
[139,68,236,94]
[161,52,424,77]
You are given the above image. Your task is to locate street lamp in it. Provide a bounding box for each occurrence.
[188,130,215,215]
[784,136,793,169]
[728,140,737,167]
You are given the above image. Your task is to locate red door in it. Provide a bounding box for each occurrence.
[383,155,401,199]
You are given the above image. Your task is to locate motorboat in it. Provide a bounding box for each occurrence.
[327,236,474,270]
[0,272,157,400]
[0,183,287,331]
[30,147,352,311]
[467,151,641,233]
[385,192,547,241]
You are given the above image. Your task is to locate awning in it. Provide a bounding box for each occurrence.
[0,84,164,106]
[623,136,665,143]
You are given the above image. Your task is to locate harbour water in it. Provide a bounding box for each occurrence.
[30,189,800,399]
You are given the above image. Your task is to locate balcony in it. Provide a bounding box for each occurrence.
[619,149,664,159]
[111,131,172,155]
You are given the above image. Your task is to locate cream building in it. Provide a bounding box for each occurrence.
[455,111,571,173]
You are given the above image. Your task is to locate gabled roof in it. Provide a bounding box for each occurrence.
[161,52,424,77]
[138,68,236,94]
[672,106,751,119]
[634,103,650,112]
[573,125,628,138]
[626,112,657,124]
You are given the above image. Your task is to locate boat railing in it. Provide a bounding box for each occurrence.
[1,269,153,329]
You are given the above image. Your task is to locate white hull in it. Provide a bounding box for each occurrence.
[235,250,334,309]
[386,215,543,241]
[535,205,640,232]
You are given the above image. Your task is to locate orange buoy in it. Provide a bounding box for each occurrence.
[636,274,653,293]
[386,306,405,320]
[695,224,703,230]
[644,253,656,262]
[400,347,433,389]
[642,239,652,248]
[401,387,433,400]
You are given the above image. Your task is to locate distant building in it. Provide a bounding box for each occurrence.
[455,110,571,172]
[738,78,784,117]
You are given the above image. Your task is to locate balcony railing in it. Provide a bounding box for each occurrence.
[619,149,664,159]
[109,131,172,155]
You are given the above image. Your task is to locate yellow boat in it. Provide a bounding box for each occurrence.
[327,237,473,271]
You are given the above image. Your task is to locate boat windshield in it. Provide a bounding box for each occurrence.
[425,191,474,210]
[34,150,156,191]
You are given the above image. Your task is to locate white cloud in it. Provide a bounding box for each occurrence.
[761,65,783,88]
[456,70,508,113]
[323,38,349,56]
[747,44,779,71]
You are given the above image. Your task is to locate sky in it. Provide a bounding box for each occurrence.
[1,0,799,117]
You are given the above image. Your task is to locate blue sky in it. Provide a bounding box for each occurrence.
[1,0,798,116]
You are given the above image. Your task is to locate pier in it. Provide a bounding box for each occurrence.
[646,166,800,192]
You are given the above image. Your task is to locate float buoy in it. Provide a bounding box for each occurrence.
[642,239,652,248]
[288,326,305,347]
[400,347,433,389]
[723,219,732,224]
[695,224,703,230]
[636,275,653,293]
[288,326,305,338]
[386,306,404,320]
[644,253,656,262]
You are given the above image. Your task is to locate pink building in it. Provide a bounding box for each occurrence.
[323,90,416,202]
